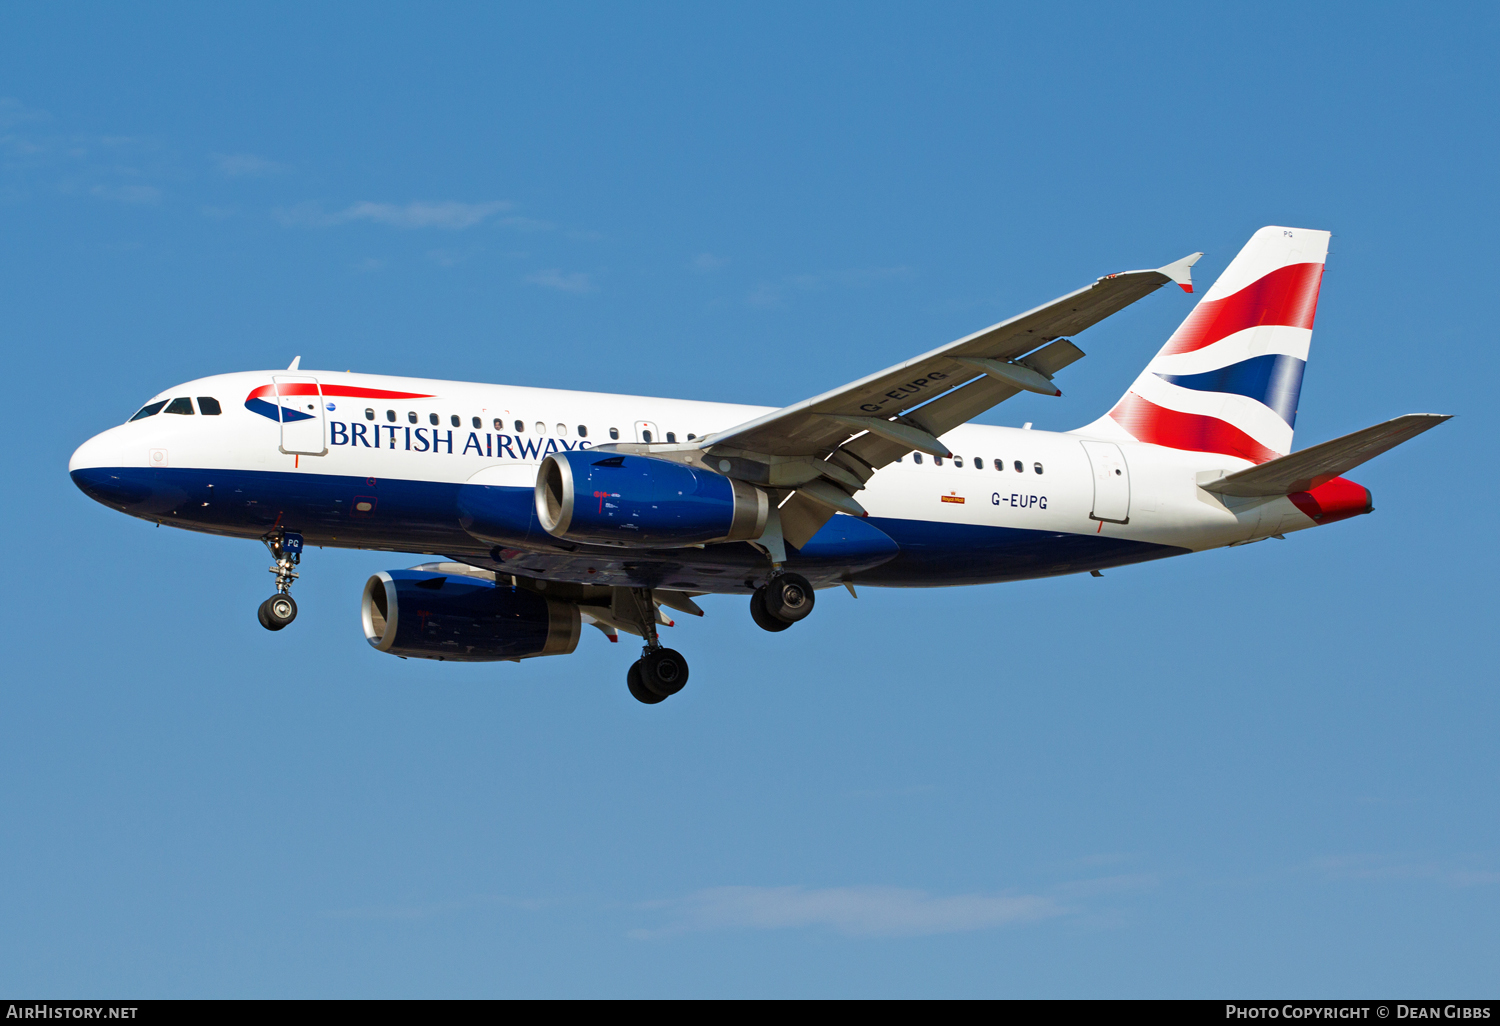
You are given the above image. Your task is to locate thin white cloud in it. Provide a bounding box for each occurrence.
[343,200,509,229]
[0,97,51,129]
[426,247,480,267]
[1311,854,1500,887]
[276,199,512,230]
[90,183,161,204]
[498,215,555,232]
[747,266,914,307]
[214,152,287,177]
[524,268,593,293]
[690,252,728,272]
[631,885,1065,939]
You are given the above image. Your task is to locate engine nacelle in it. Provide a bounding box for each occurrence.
[361,565,580,661]
[535,450,768,547]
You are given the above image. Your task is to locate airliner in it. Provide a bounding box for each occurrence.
[69,226,1447,704]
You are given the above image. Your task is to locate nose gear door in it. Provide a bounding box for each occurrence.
[273,375,327,456]
[1080,440,1130,524]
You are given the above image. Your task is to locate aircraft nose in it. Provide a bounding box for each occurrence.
[69,429,115,474]
[69,428,158,512]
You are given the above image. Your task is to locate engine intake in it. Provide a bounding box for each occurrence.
[361,565,580,661]
[536,451,768,547]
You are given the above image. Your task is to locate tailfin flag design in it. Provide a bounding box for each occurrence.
[1083,226,1331,465]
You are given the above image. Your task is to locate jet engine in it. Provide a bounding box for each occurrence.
[535,451,768,547]
[361,565,580,661]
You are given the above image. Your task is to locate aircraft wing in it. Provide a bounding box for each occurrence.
[1202,414,1451,497]
[693,252,1202,546]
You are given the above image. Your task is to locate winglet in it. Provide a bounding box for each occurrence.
[287,356,302,371]
[1158,252,1203,293]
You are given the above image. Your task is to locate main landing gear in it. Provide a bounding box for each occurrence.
[749,571,815,633]
[623,587,690,705]
[257,530,304,632]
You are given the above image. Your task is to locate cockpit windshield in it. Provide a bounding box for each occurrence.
[129,400,168,422]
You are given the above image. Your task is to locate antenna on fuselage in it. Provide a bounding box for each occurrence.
[287,356,301,370]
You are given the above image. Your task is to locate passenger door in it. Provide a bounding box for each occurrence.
[1080,440,1130,524]
[274,375,327,456]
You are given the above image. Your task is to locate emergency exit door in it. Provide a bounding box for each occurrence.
[1080,440,1130,524]
[273,375,327,456]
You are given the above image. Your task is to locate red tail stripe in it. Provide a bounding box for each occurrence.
[247,384,436,400]
[1161,262,1324,356]
[1109,392,1282,464]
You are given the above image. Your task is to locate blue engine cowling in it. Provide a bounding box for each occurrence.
[361,566,580,661]
[535,450,768,547]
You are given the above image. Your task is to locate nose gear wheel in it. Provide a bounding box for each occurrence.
[257,529,304,631]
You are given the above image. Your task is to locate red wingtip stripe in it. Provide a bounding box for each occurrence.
[1179,282,1193,293]
[1162,262,1324,356]
[1108,392,1282,464]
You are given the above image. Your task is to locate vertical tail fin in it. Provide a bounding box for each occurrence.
[1081,226,1331,465]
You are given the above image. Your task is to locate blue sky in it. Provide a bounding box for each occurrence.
[2,2,1496,997]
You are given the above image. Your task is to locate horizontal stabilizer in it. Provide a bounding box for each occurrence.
[1202,414,1451,497]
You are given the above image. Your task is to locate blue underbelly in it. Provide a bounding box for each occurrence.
[70,466,1186,591]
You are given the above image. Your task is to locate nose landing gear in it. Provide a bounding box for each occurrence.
[257,530,303,631]
[623,587,690,704]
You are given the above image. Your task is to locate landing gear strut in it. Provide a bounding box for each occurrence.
[624,587,689,704]
[750,571,814,632]
[257,530,303,631]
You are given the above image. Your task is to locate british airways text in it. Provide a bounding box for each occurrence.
[329,422,592,459]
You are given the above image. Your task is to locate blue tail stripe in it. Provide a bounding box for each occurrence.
[1155,353,1306,427]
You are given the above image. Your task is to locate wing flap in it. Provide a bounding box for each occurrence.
[1202,414,1451,497]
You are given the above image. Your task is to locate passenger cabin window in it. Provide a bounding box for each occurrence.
[974,457,983,470]
[430,413,440,425]
[642,429,653,442]
[196,397,222,415]
[130,401,168,422]
[164,397,194,415]
[494,418,503,431]
[666,432,676,443]
[993,458,1003,471]
[933,456,943,466]
[1013,460,1023,473]
[913,453,923,464]
[452,415,462,427]
[386,410,396,422]
[954,456,963,467]
[578,425,588,438]
[514,420,525,432]
[473,417,482,429]
[686,433,695,441]
[1034,462,1044,474]
[556,423,567,436]
[407,410,418,424]
[365,408,375,421]
[534,421,544,434]
[609,427,620,440]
